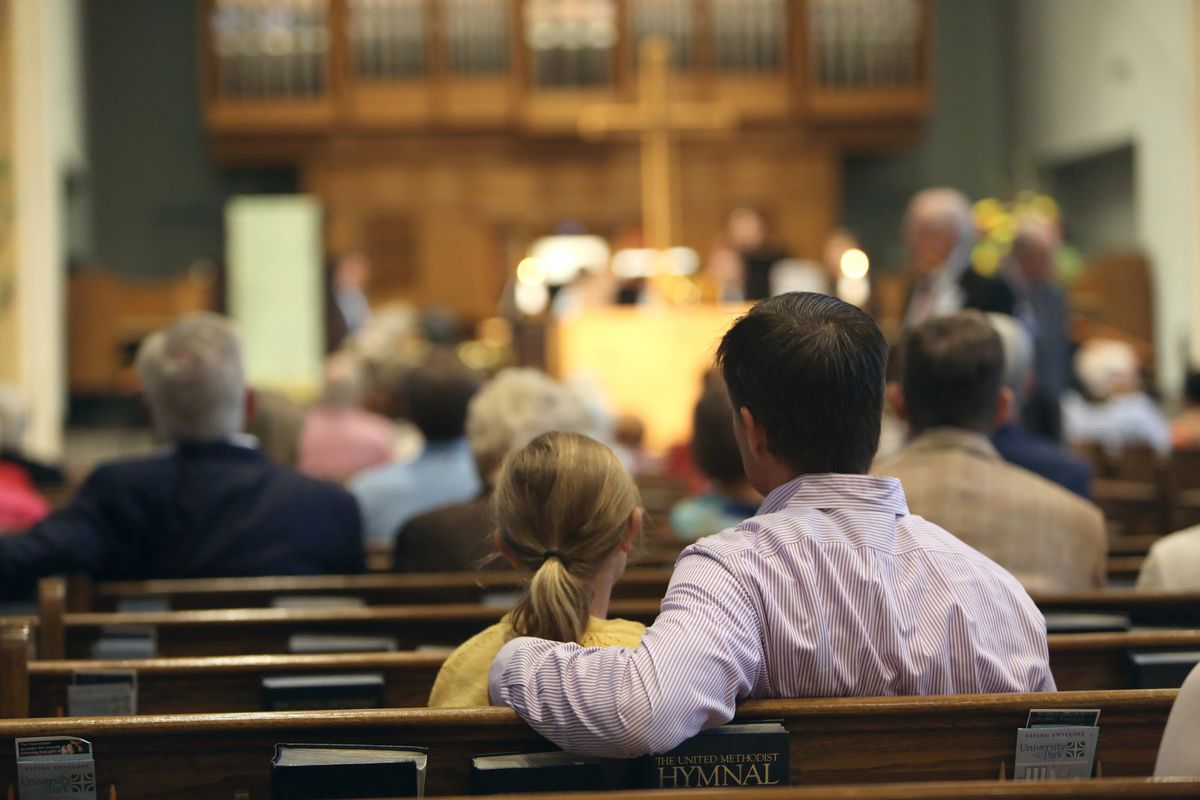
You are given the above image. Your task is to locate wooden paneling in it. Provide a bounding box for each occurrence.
[305,130,838,321]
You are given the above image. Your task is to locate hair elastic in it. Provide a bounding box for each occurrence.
[541,550,567,568]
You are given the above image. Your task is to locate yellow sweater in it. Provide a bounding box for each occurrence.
[428,614,646,708]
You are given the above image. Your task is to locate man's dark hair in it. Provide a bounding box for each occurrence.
[407,350,481,443]
[900,311,1004,435]
[691,385,745,486]
[715,292,888,475]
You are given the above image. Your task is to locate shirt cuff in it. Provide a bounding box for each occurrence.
[488,636,533,706]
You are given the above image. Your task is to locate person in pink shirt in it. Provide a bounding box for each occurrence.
[489,292,1054,758]
[298,352,398,483]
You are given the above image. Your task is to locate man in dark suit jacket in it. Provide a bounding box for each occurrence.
[902,188,1015,329]
[0,314,363,600]
[988,313,1092,499]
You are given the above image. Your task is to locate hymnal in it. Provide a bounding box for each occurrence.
[471,750,629,794]
[287,633,399,654]
[270,743,427,799]
[261,673,386,711]
[90,625,157,659]
[270,595,367,610]
[67,670,138,717]
[1130,650,1200,689]
[640,721,788,789]
[16,736,97,800]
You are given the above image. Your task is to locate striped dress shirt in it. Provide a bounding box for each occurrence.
[489,474,1056,758]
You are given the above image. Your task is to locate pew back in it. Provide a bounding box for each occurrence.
[0,691,1176,797]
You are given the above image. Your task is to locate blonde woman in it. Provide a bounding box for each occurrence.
[428,432,645,707]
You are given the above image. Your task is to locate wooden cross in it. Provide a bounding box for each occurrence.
[579,38,739,252]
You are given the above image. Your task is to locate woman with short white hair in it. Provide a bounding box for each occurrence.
[393,368,598,572]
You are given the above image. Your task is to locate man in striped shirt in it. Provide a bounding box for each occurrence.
[489,293,1055,758]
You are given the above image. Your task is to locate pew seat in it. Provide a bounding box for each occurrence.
[0,690,1177,797]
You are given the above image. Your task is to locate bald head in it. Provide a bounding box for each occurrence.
[904,188,974,277]
[1011,217,1060,284]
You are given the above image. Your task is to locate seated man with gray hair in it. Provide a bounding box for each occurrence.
[0,313,364,599]
[988,313,1092,499]
[393,368,595,572]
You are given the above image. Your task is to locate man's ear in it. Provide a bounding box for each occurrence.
[992,387,1013,431]
[886,382,907,422]
[494,529,525,569]
[739,406,769,458]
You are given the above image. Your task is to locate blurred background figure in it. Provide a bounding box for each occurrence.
[394,367,595,573]
[1171,369,1200,450]
[242,388,306,468]
[670,384,761,542]
[298,351,398,483]
[0,384,51,531]
[988,314,1092,498]
[728,207,788,301]
[902,188,1014,329]
[1002,217,1074,441]
[1063,338,1170,456]
[350,348,483,544]
[0,385,65,489]
[326,251,373,353]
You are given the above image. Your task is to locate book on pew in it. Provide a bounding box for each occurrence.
[271,595,368,610]
[471,750,630,794]
[639,721,788,789]
[16,736,97,800]
[1130,650,1200,689]
[68,670,138,716]
[90,625,157,659]
[270,743,427,799]
[1014,709,1100,780]
[1041,612,1130,634]
[262,673,386,711]
[288,633,399,654]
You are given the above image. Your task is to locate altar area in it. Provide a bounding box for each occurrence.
[550,304,750,453]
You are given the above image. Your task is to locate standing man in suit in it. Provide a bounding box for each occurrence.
[902,188,1015,328]
[0,313,364,600]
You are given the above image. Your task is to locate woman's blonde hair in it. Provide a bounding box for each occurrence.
[496,431,641,643]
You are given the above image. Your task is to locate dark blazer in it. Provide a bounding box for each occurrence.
[393,491,507,573]
[0,441,364,599]
[992,423,1092,500]
[904,264,1017,325]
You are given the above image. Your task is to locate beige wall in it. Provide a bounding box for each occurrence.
[0,0,17,386]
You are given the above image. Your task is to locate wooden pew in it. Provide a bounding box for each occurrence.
[0,690,1177,796]
[74,568,679,612]
[1032,590,1200,627]
[437,781,1200,799]
[60,553,1154,616]
[6,627,1197,719]
[1049,630,1200,691]
[38,599,664,660]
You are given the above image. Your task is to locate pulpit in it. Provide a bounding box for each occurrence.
[550,304,750,452]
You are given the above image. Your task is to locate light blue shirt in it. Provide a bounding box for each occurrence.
[349,437,482,544]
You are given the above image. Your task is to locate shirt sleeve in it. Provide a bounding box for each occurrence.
[488,548,765,757]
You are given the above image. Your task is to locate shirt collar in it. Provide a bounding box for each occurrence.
[759,473,909,517]
[904,428,1000,461]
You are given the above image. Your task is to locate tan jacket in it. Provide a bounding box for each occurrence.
[872,428,1107,592]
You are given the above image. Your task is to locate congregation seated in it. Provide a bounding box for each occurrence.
[1136,525,1200,591]
[0,384,66,489]
[430,432,645,707]
[873,312,1106,592]
[988,313,1092,498]
[669,383,760,541]
[350,349,482,544]
[1170,369,1200,450]
[394,368,594,573]
[489,293,1054,759]
[1062,338,1170,456]
[0,314,364,600]
[298,350,397,483]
